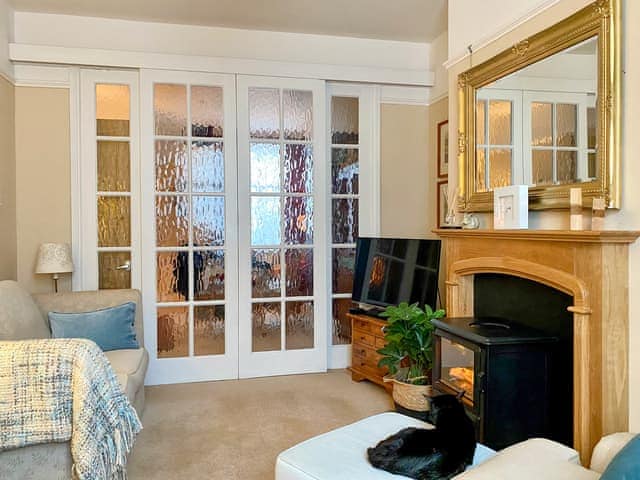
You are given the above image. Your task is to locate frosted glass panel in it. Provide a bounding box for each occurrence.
[154,84,187,136]
[331,148,359,194]
[556,104,577,147]
[156,252,188,302]
[155,140,188,192]
[331,96,358,144]
[193,196,225,247]
[194,250,225,300]
[249,88,280,139]
[489,100,512,145]
[283,89,312,140]
[532,150,553,185]
[251,197,281,246]
[192,141,224,193]
[332,199,358,243]
[250,143,281,193]
[252,249,281,298]
[285,301,314,350]
[252,302,281,352]
[332,248,355,294]
[157,306,189,358]
[98,251,131,289]
[97,196,130,247]
[476,100,486,143]
[476,148,487,192]
[96,84,130,136]
[489,149,512,189]
[284,197,313,245]
[285,249,313,297]
[532,102,553,146]
[156,195,189,247]
[332,298,352,345]
[97,141,130,192]
[284,145,313,193]
[191,85,223,137]
[557,150,578,184]
[194,305,225,356]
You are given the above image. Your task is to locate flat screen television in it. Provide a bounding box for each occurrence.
[351,237,441,312]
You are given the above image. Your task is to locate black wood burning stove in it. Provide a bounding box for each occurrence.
[432,316,563,451]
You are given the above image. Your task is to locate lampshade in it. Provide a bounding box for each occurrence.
[35,243,74,274]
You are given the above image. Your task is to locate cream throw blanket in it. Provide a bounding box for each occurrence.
[0,339,142,479]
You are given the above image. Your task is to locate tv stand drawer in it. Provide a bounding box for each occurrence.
[348,313,389,390]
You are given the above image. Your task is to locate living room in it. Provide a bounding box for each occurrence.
[1,0,639,479]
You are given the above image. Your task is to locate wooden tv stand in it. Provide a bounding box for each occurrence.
[348,312,391,391]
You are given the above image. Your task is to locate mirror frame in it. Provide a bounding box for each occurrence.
[458,0,620,211]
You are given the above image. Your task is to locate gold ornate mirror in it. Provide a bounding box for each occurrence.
[458,0,620,211]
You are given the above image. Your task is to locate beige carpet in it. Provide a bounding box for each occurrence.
[128,370,393,479]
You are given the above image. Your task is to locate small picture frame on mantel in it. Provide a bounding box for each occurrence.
[493,185,528,229]
[437,120,449,179]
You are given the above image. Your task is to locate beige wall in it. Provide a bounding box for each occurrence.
[0,75,15,280]
[447,0,640,431]
[15,86,71,293]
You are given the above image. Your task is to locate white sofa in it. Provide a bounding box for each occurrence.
[276,412,635,480]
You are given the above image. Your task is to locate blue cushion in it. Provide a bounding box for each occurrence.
[49,302,139,352]
[601,434,640,480]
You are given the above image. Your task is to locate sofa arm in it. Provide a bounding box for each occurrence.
[33,289,144,348]
[589,432,636,473]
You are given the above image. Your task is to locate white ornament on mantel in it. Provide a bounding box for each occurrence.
[570,187,583,231]
[493,185,528,229]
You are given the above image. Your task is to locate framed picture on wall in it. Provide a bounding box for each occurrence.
[437,180,448,228]
[437,120,449,179]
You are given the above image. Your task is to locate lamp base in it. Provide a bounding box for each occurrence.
[52,273,59,293]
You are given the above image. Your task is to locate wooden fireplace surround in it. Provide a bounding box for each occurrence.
[435,229,640,464]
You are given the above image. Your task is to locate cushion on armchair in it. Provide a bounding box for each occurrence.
[0,280,50,340]
[600,434,640,480]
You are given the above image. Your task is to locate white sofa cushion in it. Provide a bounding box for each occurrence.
[105,348,148,403]
[0,280,50,340]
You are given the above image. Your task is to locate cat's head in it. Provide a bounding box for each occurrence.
[426,392,465,424]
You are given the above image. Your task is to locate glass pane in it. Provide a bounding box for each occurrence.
[283,89,312,141]
[331,148,359,194]
[157,306,189,358]
[285,249,313,297]
[249,87,280,139]
[476,99,486,144]
[193,196,225,247]
[97,196,130,247]
[489,100,512,145]
[192,141,224,193]
[332,248,355,294]
[440,336,475,402]
[194,305,225,356]
[587,107,597,150]
[531,102,552,147]
[332,199,358,244]
[157,252,188,302]
[96,84,129,136]
[191,85,223,137]
[155,140,188,192]
[488,148,512,189]
[556,104,577,147]
[588,152,597,178]
[557,150,578,184]
[156,195,189,247]
[154,84,187,136]
[252,249,281,298]
[332,298,352,345]
[97,141,130,192]
[252,302,281,352]
[476,148,487,192]
[193,250,225,300]
[284,144,313,193]
[284,196,313,245]
[331,96,359,144]
[285,301,314,350]
[532,150,553,185]
[251,197,281,246]
[251,143,281,193]
[98,251,131,289]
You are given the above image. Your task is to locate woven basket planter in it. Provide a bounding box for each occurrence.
[383,375,433,412]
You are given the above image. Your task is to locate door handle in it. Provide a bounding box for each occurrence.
[115,260,131,271]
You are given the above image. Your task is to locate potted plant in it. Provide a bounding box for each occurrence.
[377,302,445,415]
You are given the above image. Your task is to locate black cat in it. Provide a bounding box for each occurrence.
[367,393,476,480]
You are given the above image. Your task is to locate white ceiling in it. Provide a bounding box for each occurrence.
[9,0,448,43]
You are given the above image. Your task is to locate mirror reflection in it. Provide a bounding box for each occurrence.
[475,36,597,192]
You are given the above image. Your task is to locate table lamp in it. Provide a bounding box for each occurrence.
[35,243,74,292]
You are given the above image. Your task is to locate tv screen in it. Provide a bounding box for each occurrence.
[351,237,441,311]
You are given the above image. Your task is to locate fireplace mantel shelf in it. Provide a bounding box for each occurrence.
[434,228,640,244]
